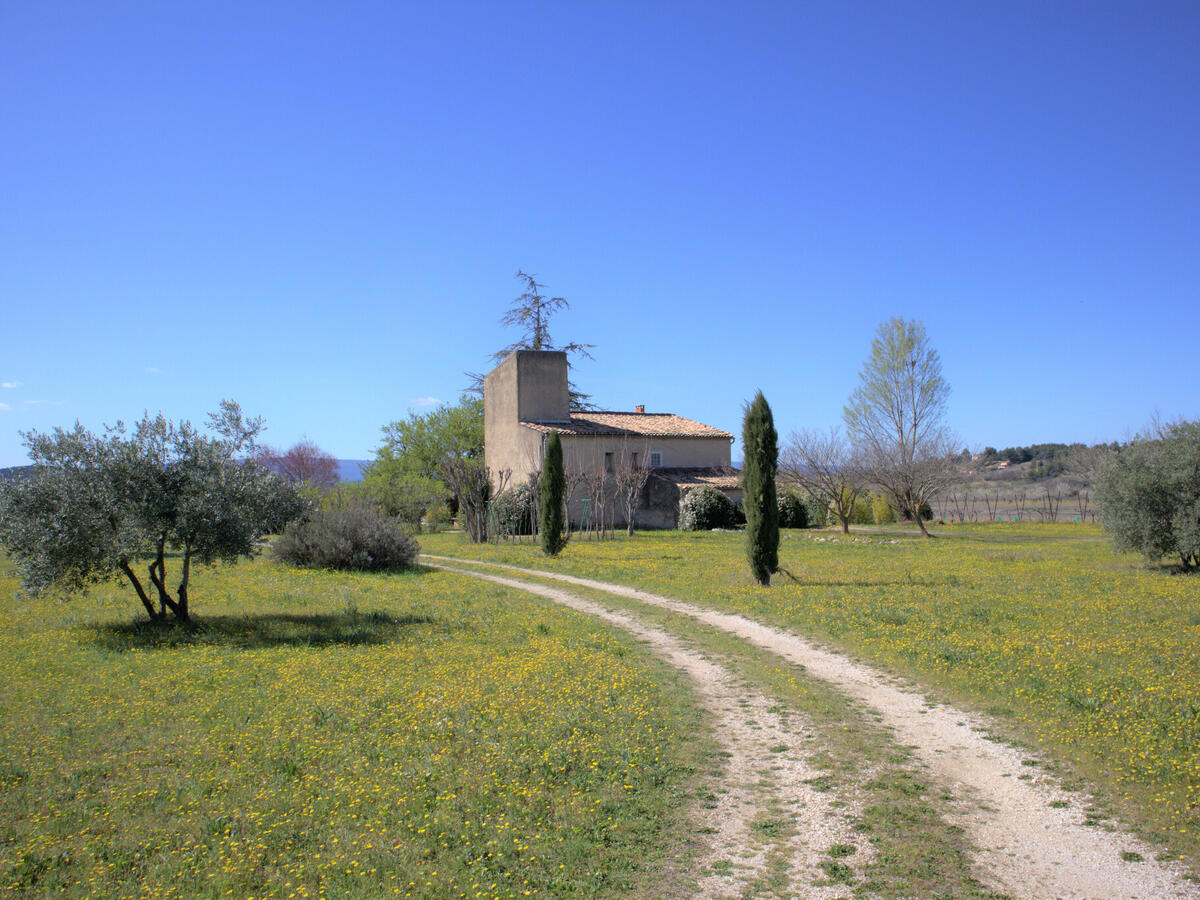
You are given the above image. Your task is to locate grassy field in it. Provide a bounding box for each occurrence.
[421,523,1200,866]
[0,553,707,899]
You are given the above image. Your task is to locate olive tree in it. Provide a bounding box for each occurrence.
[1095,419,1200,570]
[0,401,303,622]
[843,318,957,537]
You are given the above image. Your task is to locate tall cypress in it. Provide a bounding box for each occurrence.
[539,430,567,556]
[743,391,779,585]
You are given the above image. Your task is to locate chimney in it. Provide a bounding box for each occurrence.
[635,404,645,414]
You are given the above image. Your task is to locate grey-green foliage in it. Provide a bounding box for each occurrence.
[492,481,539,536]
[0,401,303,621]
[777,492,809,529]
[743,391,779,585]
[678,486,738,531]
[1095,420,1200,570]
[539,431,567,556]
[804,495,829,527]
[273,508,419,571]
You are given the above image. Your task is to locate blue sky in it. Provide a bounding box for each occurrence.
[2,1,1198,467]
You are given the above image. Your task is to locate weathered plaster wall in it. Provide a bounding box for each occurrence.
[558,435,731,472]
[484,351,568,490]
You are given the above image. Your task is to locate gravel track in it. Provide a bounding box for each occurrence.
[425,561,866,899]
[423,554,1200,900]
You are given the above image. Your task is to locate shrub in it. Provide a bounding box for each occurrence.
[777,491,809,528]
[273,508,419,571]
[424,501,452,531]
[871,493,897,524]
[678,486,738,531]
[804,495,828,527]
[491,483,538,536]
[897,499,933,522]
[848,492,874,525]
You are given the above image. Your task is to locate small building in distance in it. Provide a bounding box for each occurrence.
[484,350,740,528]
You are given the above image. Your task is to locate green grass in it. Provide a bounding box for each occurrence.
[434,558,1013,898]
[0,553,708,899]
[421,523,1200,867]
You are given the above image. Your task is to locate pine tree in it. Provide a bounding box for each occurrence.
[539,430,567,556]
[743,391,779,585]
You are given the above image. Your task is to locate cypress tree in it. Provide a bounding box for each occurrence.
[539,430,567,556]
[743,391,779,585]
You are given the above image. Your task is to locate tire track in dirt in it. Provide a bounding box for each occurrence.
[424,555,1200,900]
[425,561,865,899]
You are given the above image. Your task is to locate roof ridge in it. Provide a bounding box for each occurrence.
[578,410,677,417]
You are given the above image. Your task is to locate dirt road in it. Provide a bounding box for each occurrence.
[424,554,1200,900]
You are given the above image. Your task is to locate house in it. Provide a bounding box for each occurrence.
[484,350,740,528]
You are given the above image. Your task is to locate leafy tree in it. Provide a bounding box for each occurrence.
[843,317,957,538]
[539,430,567,556]
[364,395,483,517]
[0,401,302,622]
[1095,419,1200,570]
[742,391,779,585]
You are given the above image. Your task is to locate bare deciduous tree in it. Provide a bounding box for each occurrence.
[843,318,957,537]
[584,470,612,539]
[780,427,863,534]
[613,439,652,537]
[444,460,507,543]
[257,439,339,489]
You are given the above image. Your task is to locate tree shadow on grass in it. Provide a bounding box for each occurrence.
[87,609,444,652]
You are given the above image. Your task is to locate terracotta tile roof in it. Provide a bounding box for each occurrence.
[652,466,743,491]
[520,412,732,439]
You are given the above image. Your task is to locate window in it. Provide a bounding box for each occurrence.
[631,452,639,469]
[604,452,614,473]
[649,451,662,468]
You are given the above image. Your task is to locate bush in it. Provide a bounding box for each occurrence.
[1096,420,1200,570]
[491,483,538,536]
[678,486,738,531]
[898,500,933,522]
[273,508,419,571]
[804,495,828,528]
[777,491,809,528]
[848,492,874,525]
[871,493,897,524]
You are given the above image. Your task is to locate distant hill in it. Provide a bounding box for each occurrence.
[0,465,33,482]
[337,460,370,483]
